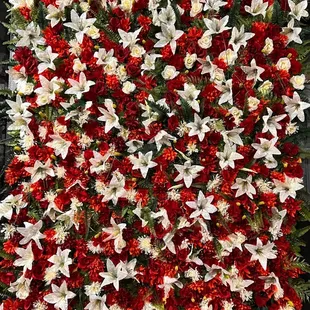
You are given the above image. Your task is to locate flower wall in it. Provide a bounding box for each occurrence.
[1,0,310,309]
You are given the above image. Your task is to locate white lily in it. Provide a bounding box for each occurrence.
[215,79,233,105]
[14,243,34,273]
[98,99,120,133]
[101,172,127,205]
[64,10,96,43]
[217,143,244,169]
[126,139,144,153]
[174,160,204,188]
[102,218,126,254]
[16,22,45,48]
[129,151,158,178]
[187,113,210,141]
[24,159,55,183]
[204,16,230,35]
[8,276,31,300]
[158,276,183,299]
[44,281,76,310]
[288,0,308,21]
[141,53,162,73]
[202,0,227,11]
[89,151,111,174]
[244,0,268,17]
[0,194,27,220]
[269,207,287,240]
[65,72,95,99]
[252,137,281,160]
[273,174,304,202]
[46,4,66,27]
[94,48,114,65]
[282,91,310,122]
[186,191,217,220]
[231,175,256,199]
[35,46,58,73]
[48,247,72,277]
[35,75,62,105]
[241,59,265,82]
[151,208,171,230]
[177,83,201,112]
[154,24,184,54]
[245,238,277,270]
[85,295,109,310]
[118,28,142,49]
[17,220,45,250]
[99,259,127,291]
[46,134,71,159]
[259,272,284,300]
[222,128,244,145]
[262,107,286,137]
[229,25,255,52]
[158,4,176,24]
[282,19,302,44]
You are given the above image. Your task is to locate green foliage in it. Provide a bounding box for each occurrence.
[94,9,120,42]
[179,97,194,122]
[228,0,241,27]
[291,278,310,303]
[271,0,283,25]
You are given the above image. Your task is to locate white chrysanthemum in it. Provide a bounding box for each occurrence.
[126,189,137,202]
[44,266,58,284]
[84,282,102,296]
[286,122,299,135]
[53,225,69,244]
[206,174,222,191]
[177,121,189,137]
[138,236,152,254]
[255,178,273,193]
[216,200,230,219]
[167,189,181,201]
[184,267,201,281]
[87,241,103,254]
[1,223,16,240]
[32,301,48,310]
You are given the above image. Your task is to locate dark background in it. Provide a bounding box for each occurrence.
[0,1,309,309]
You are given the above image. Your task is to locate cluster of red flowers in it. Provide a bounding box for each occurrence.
[1,0,309,309]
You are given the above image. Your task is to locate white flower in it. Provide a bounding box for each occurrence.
[288,0,308,20]
[158,276,183,298]
[245,238,277,270]
[154,24,184,54]
[35,75,62,105]
[102,218,126,254]
[177,83,201,112]
[184,53,197,69]
[222,128,244,145]
[204,16,230,35]
[187,113,210,141]
[73,58,87,73]
[94,48,114,65]
[226,276,254,293]
[198,32,212,49]
[98,99,120,133]
[229,25,255,52]
[101,173,127,205]
[231,175,256,199]
[186,191,217,220]
[262,107,286,137]
[99,259,128,291]
[259,272,284,300]
[244,0,268,17]
[158,4,176,24]
[190,0,203,17]
[141,53,162,73]
[118,28,141,49]
[290,74,305,90]
[35,46,58,73]
[46,134,71,159]
[48,247,72,277]
[44,281,76,310]
[119,259,138,280]
[281,19,302,44]
[219,49,238,66]
[64,10,96,43]
[8,276,31,300]
[262,37,274,55]
[273,174,304,202]
[202,0,227,11]
[269,207,287,240]
[46,4,66,27]
[220,232,246,254]
[216,144,244,169]
[16,22,45,48]
[151,208,171,230]
[282,91,310,122]
[174,160,204,188]
[161,65,179,80]
[17,220,46,250]
[148,130,176,151]
[276,57,291,71]
[24,159,55,183]
[215,79,233,105]
[89,151,111,174]
[122,81,136,94]
[129,151,158,178]
[241,59,265,82]
[126,139,144,153]
[85,295,109,310]
[65,72,95,99]
[14,243,34,273]
[252,137,281,162]
[0,194,27,220]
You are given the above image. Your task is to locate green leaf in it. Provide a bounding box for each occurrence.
[297,225,310,237]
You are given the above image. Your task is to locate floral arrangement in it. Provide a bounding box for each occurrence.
[1,0,310,309]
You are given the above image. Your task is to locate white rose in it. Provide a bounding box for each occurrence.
[86,25,100,39]
[247,96,260,112]
[79,1,90,11]
[198,32,212,49]
[130,44,146,58]
[17,82,34,96]
[162,65,179,80]
[290,74,305,90]
[258,80,273,95]
[229,107,243,125]
[276,57,291,71]
[122,81,136,94]
[120,0,134,12]
[190,0,203,17]
[262,37,273,55]
[184,53,197,69]
[117,65,128,82]
[211,67,225,84]
[104,58,118,75]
